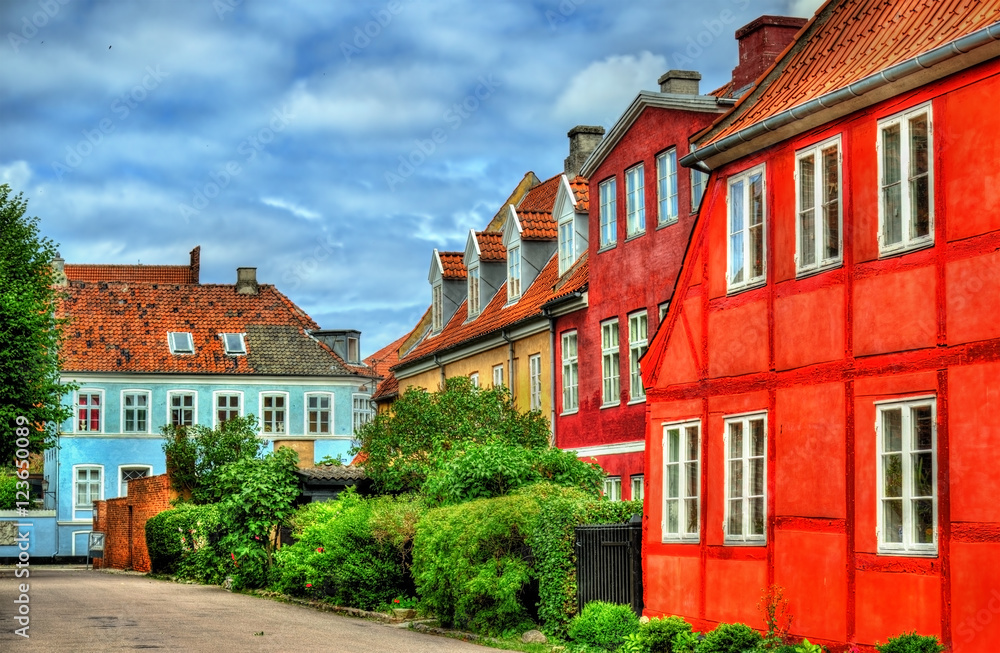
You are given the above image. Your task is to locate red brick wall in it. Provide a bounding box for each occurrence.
[91,474,172,572]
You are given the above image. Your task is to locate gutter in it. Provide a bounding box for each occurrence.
[501,329,514,392]
[680,20,1000,171]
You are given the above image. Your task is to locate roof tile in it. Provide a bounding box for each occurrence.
[438,251,467,280]
[476,231,507,262]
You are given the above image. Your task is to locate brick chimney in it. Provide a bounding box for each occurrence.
[565,125,605,178]
[235,267,258,295]
[658,70,701,95]
[52,251,67,286]
[189,246,201,284]
[731,15,807,95]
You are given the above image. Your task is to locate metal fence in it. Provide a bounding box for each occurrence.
[574,515,643,616]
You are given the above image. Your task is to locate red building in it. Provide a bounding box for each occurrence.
[642,2,1000,650]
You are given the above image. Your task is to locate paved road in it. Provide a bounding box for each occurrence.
[0,567,490,652]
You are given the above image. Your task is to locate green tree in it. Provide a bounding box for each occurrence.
[161,416,265,503]
[352,376,552,494]
[0,184,75,459]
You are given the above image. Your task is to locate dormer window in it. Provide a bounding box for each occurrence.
[432,282,443,333]
[467,264,481,319]
[221,333,246,355]
[558,218,574,273]
[168,332,195,354]
[507,245,521,300]
[347,336,359,363]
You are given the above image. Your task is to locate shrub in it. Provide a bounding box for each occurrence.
[698,623,763,653]
[0,474,18,510]
[161,415,264,503]
[876,632,945,653]
[671,630,701,653]
[145,503,226,579]
[642,616,694,653]
[568,601,640,651]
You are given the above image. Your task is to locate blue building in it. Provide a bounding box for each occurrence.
[46,248,378,558]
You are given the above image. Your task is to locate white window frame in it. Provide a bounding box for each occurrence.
[795,135,843,275]
[603,476,622,501]
[213,391,243,428]
[599,177,617,248]
[662,419,701,542]
[631,474,644,502]
[118,464,153,497]
[657,148,679,225]
[167,390,197,428]
[723,412,767,545]
[73,464,103,511]
[221,332,247,356]
[561,331,578,414]
[529,353,542,411]
[558,214,575,274]
[492,364,504,388]
[691,167,709,212]
[726,165,767,293]
[875,395,938,557]
[76,389,104,434]
[628,311,648,402]
[121,389,151,434]
[347,336,360,363]
[467,263,481,319]
[469,372,480,388]
[431,281,444,333]
[878,102,934,256]
[507,245,522,300]
[625,163,645,237]
[260,392,288,434]
[305,392,333,435]
[601,319,620,407]
[167,331,195,354]
[352,393,374,435]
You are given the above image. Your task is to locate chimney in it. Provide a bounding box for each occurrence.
[235,267,258,295]
[658,70,701,95]
[565,125,605,178]
[52,251,67,286]
[731,15,807,95]
[189,246,201,284]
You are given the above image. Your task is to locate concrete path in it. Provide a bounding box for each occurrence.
[0,567,490,652]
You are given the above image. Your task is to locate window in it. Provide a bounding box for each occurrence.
[168,331,195,354]
[603,476,622,501]
[221,333,246,355]
[77,391,102,433]
[347,336,360,363]
[215,392,241,425]
[529,354,542,411]
[493,364,504,388]
[469,372,480,388]
[663,420,700,541]
[432,282,443,333]
[561,331,578,413]
[119,466,151,497]
[631,474,644,501]
[724,413,767,544]
[507,245,521,299]
[691,167,709,211]
[306,393,332,435]
[877,397,937,555]
[601,319,620,406]
[879,103,933,254]
[261,393,287,434]
[727,165,766,292]
[599,177,617,247]
[169,391,196,427]
[559,216,575,274]
[625,164,645,237]
[353,394,373,434]
[796,137,842,273]
[122,391,149,433]
[657,149,679,225]
[628,312,648,401]
[75,466,101,508]
[659,302,670,323]
[467,263,481,318]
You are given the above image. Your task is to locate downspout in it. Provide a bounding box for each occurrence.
[433,354,445,389]
[547,315,557,447]
[501,329,514,400]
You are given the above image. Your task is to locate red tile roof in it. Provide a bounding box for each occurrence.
[515,174,561,240]
[364,333,407,378]
[64,264,197,284]
[569,175,590,212]
[476,231,506,262]
[438,251,467,280]
[517,174,561,212]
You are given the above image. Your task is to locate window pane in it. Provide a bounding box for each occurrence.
[882,124,902,245]
[667,464,678,498]
[749,173,764,278]
[667,429,680,462]
[729,422,743,457]
[729,180,745,284]
[883,453,903,498]
[685,498,699,534]
[884,499,903,543]
[822,146,840,260]
[912,451,934,497]
[750,419,765,456]
[909,114,929,175]
[799,207,816,267]
[883,409,903,452]
[913,405,933,450]
[685,426,699,461]
[729,460,743,498]
[751,458,764,496]
[685,461,698,497]
[913,499,934,544]
[666,499,678,533]
[750,497,765,535]
[728,500,743,535]
[911,175,930,238]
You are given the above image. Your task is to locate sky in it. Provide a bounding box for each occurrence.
[1,0,824,357]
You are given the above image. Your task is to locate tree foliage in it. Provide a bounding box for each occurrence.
[0,184,75,459]
[161,416,265,503]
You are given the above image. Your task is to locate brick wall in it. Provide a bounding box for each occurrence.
[92,474,173,572]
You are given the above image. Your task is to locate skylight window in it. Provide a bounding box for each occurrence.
[221,333,246,355]
[168,332,195,354]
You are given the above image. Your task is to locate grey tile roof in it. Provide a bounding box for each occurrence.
[297,464,367,481]
[246,324,358,376]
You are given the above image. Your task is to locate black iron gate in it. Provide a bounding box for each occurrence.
[574,515,643,616]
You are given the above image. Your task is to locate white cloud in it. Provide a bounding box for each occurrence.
[0,161,32,189]
[552,51,667,126]
[260,197,321,221]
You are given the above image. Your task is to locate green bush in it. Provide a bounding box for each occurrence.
[0,474,18,510]
[671,630,701,653]
[145,503,226,579]
[568,601,640,651]
[698,623,762,653]
[161,416,265,503]
[642,616,694,653]
[876,632,945,653]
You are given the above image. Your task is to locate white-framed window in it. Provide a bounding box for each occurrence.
[662,420,700,542]
[467,263,481,319]
[599,177,617,248]
[168,391,196,427]
[214,391,242,426]
[657,149,679,225]
[347,336,360,363]
[507,245,522,300]
[724,412,767,544]
[353,394,373,434]
[692,167,709,211]
[122,390,150,433]
[118,465,152,497]
[876,396,937,556]
[796,136,842,274]
[77,390,103,433]
[659,302,670,323]
[628,312,648,401]
[625,163,645,237]
[221,333,246,356]
[727,165,766,292]
[469,372,480,388]
[561,331,578,413]
[431,282,443,333]
[559,214,575,274]
[305,392,332,435]
[631,474,644,501]
[601,319,620,406]
[492,364,504,388]
[167,331,195,354]
[529,354,542,411]
[260,392,287,434]
[879,103,933,255]
[603,476,622,501]
[74,465,102,508]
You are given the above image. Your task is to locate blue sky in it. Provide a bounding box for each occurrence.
[1,0,823,356]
